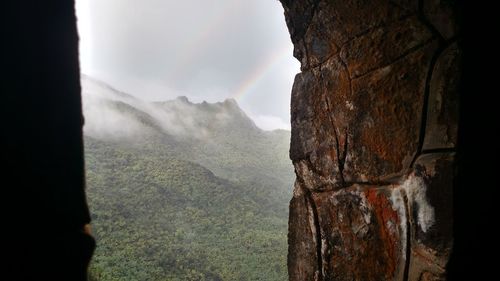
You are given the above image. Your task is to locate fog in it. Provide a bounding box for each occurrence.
[81,75,257,141]
[76,0,300,131]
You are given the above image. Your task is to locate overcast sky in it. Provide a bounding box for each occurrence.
[75,0,299,130]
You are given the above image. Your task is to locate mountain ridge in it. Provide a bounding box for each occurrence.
[82,75,293,280]
[81,75,285,138]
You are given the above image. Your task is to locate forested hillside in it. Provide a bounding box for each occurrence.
[82,76,293,280]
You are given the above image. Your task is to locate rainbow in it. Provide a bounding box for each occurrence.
[163,1,296,104]
[231,44,294,102]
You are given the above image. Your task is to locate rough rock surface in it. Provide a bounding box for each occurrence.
[280,0,460,280]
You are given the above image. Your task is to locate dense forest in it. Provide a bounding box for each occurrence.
[82,76,293,280]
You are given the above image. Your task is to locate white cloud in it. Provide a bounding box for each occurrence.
[250,114,291,131]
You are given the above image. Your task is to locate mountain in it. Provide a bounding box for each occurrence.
[81,75,293,281]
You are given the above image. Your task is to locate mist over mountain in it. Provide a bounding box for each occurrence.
[83,75,257,140]
[82,75,293,280]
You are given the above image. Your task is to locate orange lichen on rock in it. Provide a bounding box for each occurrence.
[365,188,401,277]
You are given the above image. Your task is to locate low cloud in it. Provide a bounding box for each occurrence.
[81,75,277,142]
[250,114,291,131]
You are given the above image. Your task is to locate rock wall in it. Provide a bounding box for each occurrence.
[280,1,461,280]
[3,1,94,280]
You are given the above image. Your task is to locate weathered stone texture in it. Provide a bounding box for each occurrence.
[423,0,460,39]
[290,57,351,189]
[406,153,455,281]
[288,182,319,281]
[340,16,433,78]
[348,42,437,182]
[281,0,460,280]
[423,44,461,150]
[312,186,405,281]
